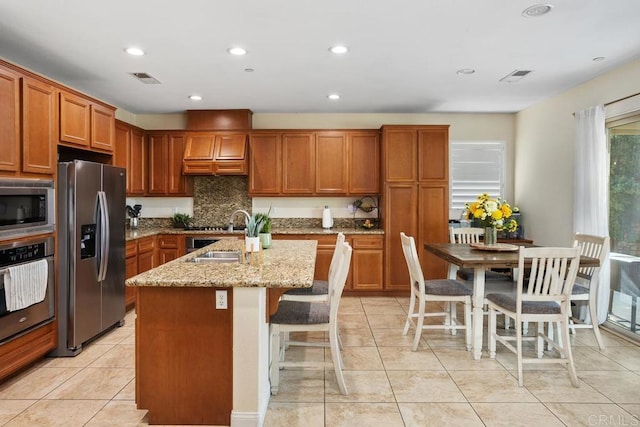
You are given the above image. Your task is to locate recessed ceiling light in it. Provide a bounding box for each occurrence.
[124,47,145,56]
[189,95,202,101]
[456,68,475,75]
[329,45,349,54]
[592,56,605,62]
[327,94,340,100]
[521,4,553,17]
[227,47,247,56]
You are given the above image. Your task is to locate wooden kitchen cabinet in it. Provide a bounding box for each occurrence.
[0,64,20,173]
[148,133,169,194]
[113,120,129,174]
[273,233,384,292]
[137,236,157,273]
[351,235,384,291]
[249,130,380,196]
[59,90,115,153]
[21,76,57,176]
[183,132,248,175]
[59,91,90,147]
[249,132,282,194]
[115,120,147,195]
[315,132,348,194]
[129,128,147,195]
[382,125,449,289]
[282,132,315,194]
[348,131,380,194]
[150,132,191,195]
[158,234,185,264]
[125,241,138,309]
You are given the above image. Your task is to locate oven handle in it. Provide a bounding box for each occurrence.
[97,191,110,282]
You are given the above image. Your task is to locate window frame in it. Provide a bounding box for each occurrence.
[449,141,507,219]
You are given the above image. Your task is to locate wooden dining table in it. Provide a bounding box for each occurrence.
[423,242,600,360]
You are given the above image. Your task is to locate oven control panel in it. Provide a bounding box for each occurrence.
[0,242,46,267]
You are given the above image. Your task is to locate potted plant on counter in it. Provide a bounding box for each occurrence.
[172,213,192,229]
[245,214,265,252]
[255,212,272,249]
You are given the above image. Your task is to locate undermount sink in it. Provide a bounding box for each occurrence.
[188,250,241,263]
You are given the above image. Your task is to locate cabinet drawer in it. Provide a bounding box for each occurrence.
[159,235,179,249]
[352,235,383,249]
[312,234,340,249]
[137,237,155,253]
[126,241,138,258]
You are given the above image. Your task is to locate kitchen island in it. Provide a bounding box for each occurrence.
[126,239,317,427]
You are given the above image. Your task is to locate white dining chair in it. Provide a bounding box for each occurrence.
[449,227,514,282]
[401,232,472,351]
[281,232,345,302]
[487,246,581,387]
[269,240,352,395]
[570,233,610,350]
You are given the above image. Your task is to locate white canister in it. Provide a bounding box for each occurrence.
[322,206,333,229]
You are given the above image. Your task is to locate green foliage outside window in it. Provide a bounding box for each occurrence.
[609,134,640,255]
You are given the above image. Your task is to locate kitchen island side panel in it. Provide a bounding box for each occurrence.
[135,286,233,426]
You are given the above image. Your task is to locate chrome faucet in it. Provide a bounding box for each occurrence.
[227,209,251,232]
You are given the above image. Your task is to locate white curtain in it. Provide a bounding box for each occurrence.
[574,105,610,324]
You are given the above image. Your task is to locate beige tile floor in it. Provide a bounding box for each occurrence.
[1,296,639,426]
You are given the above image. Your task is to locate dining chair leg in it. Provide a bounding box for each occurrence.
[403,290,416,336]
[488,307,497,358]
[589,298,606,350]
[516,321,524,387]
[464,299,472,351]
[330,324,348,395]
[536,322,544,358]
[449,301,458,336]
[560,317,580,387]
[412,300,426,351]
[269,324,281,395]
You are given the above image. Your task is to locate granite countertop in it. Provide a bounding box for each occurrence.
[125,227,383,241]
[126,239,317,289]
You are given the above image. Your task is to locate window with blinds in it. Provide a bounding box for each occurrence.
[449,141,506,217]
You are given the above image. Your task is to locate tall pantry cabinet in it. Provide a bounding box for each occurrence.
[382,125,449,290]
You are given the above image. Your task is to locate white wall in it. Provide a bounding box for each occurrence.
[515,58,640,246]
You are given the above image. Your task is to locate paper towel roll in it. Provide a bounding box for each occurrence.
[322,206,333,229]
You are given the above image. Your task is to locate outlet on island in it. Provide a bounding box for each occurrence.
[215,290,228,309]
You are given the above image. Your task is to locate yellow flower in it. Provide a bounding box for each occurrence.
[501,205,512,217]
[473,209,484,218]
[491,210,503,220]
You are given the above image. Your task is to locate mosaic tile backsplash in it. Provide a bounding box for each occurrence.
[133,176,378,230]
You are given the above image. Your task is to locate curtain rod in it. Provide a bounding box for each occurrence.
[572,91,640,116]
[604,91,640,107]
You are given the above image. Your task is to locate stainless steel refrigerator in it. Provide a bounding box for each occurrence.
[51,160,126,356]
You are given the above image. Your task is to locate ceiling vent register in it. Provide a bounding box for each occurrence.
[499,70,533,83]
[129,72,161,84]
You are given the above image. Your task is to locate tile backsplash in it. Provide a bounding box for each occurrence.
[130,175,379,229]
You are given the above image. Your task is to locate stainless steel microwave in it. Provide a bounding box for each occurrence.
[0,178,55,240]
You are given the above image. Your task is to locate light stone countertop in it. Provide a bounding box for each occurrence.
[125,226,382,241]
[125,239,317,289]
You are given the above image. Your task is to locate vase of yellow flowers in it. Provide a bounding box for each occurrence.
[464,193,518,245]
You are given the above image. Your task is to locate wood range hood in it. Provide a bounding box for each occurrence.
[182,109,252,176]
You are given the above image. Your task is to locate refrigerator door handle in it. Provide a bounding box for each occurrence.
[97,190,111,282]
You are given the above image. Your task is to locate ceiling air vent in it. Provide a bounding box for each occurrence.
[499,70,533,83]
[129,72,161,84]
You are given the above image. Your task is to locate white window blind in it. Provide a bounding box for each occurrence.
[449,142,506,217]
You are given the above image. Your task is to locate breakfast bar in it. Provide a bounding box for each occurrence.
[126,239,317,426]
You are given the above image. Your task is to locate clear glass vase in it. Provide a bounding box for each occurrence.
[485,227,497,245]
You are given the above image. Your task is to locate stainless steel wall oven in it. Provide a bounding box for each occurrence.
[0,236,55,343]
[0,178,55,240]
